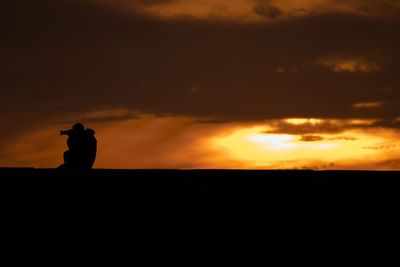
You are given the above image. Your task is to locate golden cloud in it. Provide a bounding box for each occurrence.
[95,0,400,22]
[352,102,384,109]
[316,58,380,73]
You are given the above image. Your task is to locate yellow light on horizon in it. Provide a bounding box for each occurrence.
[285,118,323,125]
[3,112,400,170]
[247,133,297,150]
[210,122,399,169]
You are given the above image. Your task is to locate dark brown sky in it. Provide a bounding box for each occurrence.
[1,0,400,168]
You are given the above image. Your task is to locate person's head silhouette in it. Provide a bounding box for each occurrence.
[86,128,95,136]
[72,122,85,135]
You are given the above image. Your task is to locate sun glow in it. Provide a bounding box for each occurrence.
[247,133,297,150]
[2,114,400,170]
[210,122,399,169]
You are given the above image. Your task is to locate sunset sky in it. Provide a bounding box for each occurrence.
[1,0,400,169]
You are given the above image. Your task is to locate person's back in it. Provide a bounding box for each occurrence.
[83,128,97,169]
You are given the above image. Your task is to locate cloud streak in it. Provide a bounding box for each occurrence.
[97,0,400,22]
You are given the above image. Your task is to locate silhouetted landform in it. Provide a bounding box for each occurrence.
[3,168,400,265]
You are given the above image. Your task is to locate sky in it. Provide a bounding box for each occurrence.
[1,0,400,169]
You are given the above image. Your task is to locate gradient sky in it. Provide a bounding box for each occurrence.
[1,0,400,169]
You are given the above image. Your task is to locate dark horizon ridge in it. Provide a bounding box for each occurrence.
[1,167,398,172]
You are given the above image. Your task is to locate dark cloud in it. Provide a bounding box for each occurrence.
[348,0,400,18]
[254,4,282,19]
[300,135,324,142]
[370,118,400,129]
[1,0,400,141]
[363,144,398,150]
[329,136,357,141]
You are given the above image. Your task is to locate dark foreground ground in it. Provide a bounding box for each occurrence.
[3,168,400,265]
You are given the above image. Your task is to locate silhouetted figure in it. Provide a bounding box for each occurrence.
[58,123,97,169]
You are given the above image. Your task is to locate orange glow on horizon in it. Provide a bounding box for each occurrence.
[1,115,399,170]
[210,124,398,169]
